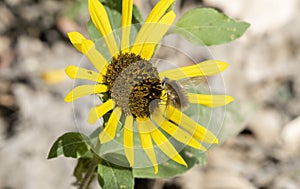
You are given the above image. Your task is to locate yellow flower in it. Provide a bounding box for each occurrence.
[65,0,233,173]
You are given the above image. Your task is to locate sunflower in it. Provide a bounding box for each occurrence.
[65,0,233,173]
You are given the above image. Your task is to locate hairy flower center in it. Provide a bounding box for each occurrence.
[105,53,162,118]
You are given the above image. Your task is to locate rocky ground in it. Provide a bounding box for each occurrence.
[1,0,300,189]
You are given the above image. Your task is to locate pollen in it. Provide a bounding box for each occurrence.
[105,53,162,118]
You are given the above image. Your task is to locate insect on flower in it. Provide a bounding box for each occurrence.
[162,77,189,111]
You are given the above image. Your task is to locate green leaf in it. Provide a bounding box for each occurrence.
[48,132,91,159]
[173,8,250,46]
[98,160,134,189]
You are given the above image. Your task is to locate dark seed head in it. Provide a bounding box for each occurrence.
[104,53,162,118]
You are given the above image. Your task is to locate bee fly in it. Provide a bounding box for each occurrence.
[162,77,189,111]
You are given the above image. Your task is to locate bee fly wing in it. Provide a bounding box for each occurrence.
[162,77,190,111]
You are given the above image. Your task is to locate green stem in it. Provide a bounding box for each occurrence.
[79,108,107,189]
[78,154,98,189]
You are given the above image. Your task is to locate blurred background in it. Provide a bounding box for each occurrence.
[0,0,300,188]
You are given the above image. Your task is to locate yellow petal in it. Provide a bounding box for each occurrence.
[68,32,86,52]
[64,84,108,102]
[130,23,151,56]
[159,60,228,80]
[136,119,158,174]
[131,0,175,55]
[188,93,234,107]
[88,0,119,56]
[99,107,122,144]
[41,69,67,84]
[152,109,207,151]
[88,99,114,124]
[65,65,104,83]
[135,117,158,133]
[145,0,175,23]
[121,0,133,53]
[67,31,108,73]
[161,105,219,144]
[146,120,187,167]
[124,115,134,166]
[81,40,108,73]
[140,11,176,60]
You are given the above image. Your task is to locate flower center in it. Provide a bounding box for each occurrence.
[105,53,162,118]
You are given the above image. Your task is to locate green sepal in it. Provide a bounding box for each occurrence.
[132,4,144,25]
[105,6,122,30]
[132,146,207,179]
[87,20,102,41]
[100,0,144,24]
[87,5,121,42]
[91,104,210,179]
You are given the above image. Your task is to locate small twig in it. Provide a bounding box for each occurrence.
[78,155,98,189]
